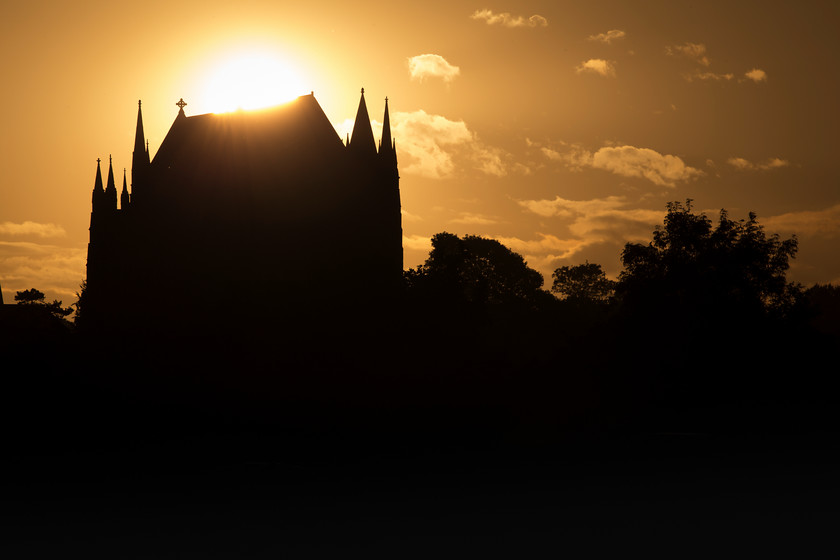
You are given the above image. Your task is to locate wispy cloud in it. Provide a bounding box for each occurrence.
[666,42,711,66]
[744,68,768,83]
[403,234,433,252]
[763,204,840,237]
[502,196,666,273]
[407,54,461,83]
[470,9,548,28]
[472,145,512,177]
[518,195,629,219]
[588,29,626,44]
[494,233,588,266]
[728,156,789,171]
[688,71,734,82]
[0,221,66,238]
[666,43,766,85]
[538,141,592,172]
[576,59,616,77]
[449,212,500,226]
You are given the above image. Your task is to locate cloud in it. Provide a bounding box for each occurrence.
[763,204,840,237]
[667,43,767,85]
[403,234,433,252]
[504,196,667,274]
[0,221,66,238]
[401,209,423,223]
[576,59,616,77]
[449,212,500,226]
[588,29,626,44]
[539,142,593,172]
[470,9,548,28]
[727,156,789,171]
[592,146,704,186]
[388,110,473,178]
[666,42,711,66]
[688,71,734,82]
[472,145,511,177]
[745,68,768,83]
[518,195,628,219]
[0,241,85,302]
[389,110,523,178]
[494,233,587,264]
[407,54,461,83]
[534,140,703,187]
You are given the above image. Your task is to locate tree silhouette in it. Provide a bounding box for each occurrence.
[14,288,73,320]
[405,232,548,308]
[72,281,87,327]
[551,261,615,303]
[14,288,47,305]
[802,283,840,339]
[617,200,800,319]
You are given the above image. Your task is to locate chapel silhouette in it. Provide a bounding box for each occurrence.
[85,90,402,337]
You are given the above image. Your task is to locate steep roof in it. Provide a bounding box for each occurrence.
[141,93,356,233]
[153,94,343,168]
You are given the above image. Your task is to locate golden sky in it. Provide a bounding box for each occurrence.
[2,0,839,304]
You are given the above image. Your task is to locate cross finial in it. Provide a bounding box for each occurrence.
[361,87,365,94]
[176,98,187,110]
[97,158,101,164]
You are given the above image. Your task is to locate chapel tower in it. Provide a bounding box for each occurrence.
[84,89,402,336]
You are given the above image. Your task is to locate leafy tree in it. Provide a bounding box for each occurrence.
[551,261,616,303]
[72,280,87,326]
[14,288,74,320]
[405,232,548,307]
[802,283,840,339]
[616,200,800,318]
[14,288,46,305]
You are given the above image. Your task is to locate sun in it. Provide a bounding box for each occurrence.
[203,53,306,113]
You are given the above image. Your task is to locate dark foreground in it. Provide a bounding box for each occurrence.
[2,324,839,556]
[3,418,838,556]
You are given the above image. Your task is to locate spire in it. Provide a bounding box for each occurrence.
[104,155,118,210]
[132,100,150,203]
[378,97,398,169]
[91,158,104,208]
[106,155,115,189]
[380,96,392,153]
[93,158,104,192]
[120,168,130,210]
[349,88,376,155]
[134,100,146,161]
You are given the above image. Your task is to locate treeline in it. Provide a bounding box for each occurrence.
[2,200,839,452]
[399,200,839,434]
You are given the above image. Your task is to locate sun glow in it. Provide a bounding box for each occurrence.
[203,53,306,113]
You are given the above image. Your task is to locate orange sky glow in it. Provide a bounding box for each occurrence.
[1,1,838,305]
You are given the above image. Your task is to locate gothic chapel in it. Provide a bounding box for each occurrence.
[85,90,402,336]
